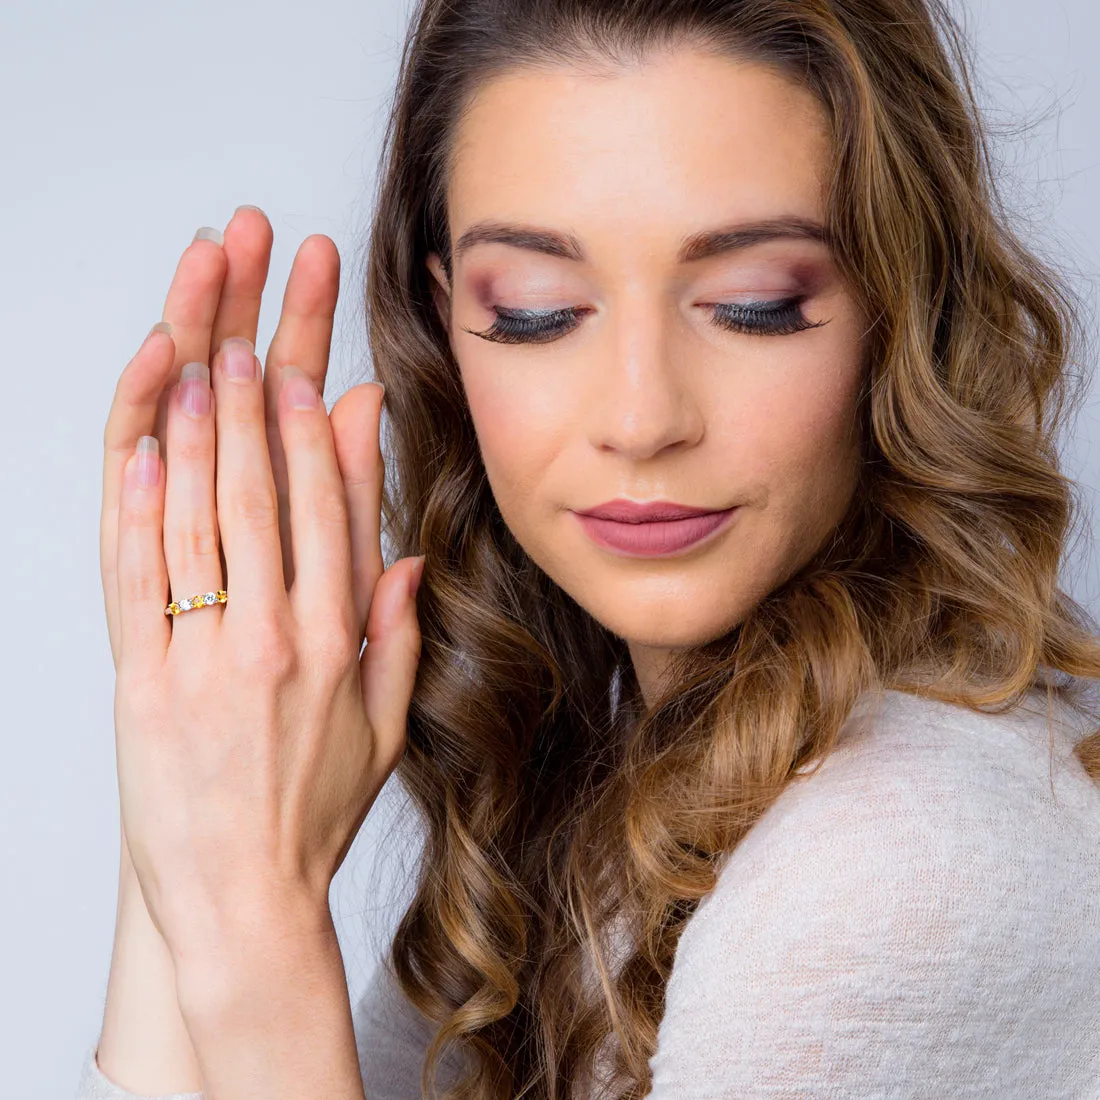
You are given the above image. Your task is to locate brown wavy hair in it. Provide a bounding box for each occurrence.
[359,1,1100,1096]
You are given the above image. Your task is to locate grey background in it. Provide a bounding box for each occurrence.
[0,0,1096,1095]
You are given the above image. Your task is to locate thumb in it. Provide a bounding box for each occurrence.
[358,555,425,763]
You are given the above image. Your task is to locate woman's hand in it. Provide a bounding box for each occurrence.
[100,207,424,979]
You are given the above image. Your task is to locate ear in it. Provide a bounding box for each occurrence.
[425,252,452,330]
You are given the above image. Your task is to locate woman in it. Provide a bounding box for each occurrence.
[80,0,1100,1097]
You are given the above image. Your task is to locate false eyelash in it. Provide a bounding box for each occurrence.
[464,298,825,345]
[464,306,583,345]
[712,298,826,337]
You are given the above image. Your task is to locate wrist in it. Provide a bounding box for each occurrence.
[167,900,364,1100]
[98,864,205,1093]
[172,890,340,1033]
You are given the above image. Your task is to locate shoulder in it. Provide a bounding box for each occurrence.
[689,687,1100,951]
[646,688,1100,1097]
[716,686,1100,901]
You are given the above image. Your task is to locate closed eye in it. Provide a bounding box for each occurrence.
[463,297,827,345]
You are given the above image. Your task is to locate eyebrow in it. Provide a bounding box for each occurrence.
[452,215,833,265]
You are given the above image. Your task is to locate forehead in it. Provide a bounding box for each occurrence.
[447,48,833,238]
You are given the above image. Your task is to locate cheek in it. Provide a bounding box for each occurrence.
[794,363,862,460]
[460,359,568,505]
[739,337,865,499]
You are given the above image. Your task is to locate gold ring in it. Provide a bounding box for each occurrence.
[164,590,228,616]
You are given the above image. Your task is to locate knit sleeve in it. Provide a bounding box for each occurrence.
[644,697,1100,1099]
[76,954,468,1100]
[75,1045,202,1100]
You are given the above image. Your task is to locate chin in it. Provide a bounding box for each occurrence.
[614,618,738,650]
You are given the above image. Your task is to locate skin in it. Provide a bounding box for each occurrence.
[425,46,869,709]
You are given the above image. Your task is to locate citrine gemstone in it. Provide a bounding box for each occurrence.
[165,590,228,615]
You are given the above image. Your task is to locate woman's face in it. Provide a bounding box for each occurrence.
[426,46,867,707]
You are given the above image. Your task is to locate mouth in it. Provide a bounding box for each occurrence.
[575,498,731,523]
[571,507,739,558]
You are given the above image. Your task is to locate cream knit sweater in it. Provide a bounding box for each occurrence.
[76,686,1100,1099]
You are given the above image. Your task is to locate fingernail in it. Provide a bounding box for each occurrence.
[135,435,160,488]
[193,226,224,246]
[408,555,426,599]
[220,336,257,382]
[235,204,266,217]
[367,380,385,399]
[178,361,211,417]
[281,364,319,409]
[149,321,173,339]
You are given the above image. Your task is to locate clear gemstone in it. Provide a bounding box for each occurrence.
[180,598,193,611]
[204,592,217,605]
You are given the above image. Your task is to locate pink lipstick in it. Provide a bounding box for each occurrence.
[572,499,738,557]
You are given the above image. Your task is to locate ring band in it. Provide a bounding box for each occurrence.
[165,589,228,616]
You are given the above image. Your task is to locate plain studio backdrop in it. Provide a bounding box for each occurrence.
[0,0,1096,1095]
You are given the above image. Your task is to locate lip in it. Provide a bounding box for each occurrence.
[572,506,739,557]
[575,499,730,522]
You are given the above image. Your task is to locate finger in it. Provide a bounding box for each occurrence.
[358,556,424,766]
[101,326,177,670]
[329,383,386,638]
[212,337,287,625]
[261,235,341,590]
[209,206,273,356]
[203,207,273,593]
[162,360,224,645]
[278,365,356,639]
[116,435,171,675]
[264,234,340,391]
[103,228,225,669]
[156,230,228,441]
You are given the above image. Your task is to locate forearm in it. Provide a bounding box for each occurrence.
[96,828,204,1094]
[173,892,365,1100]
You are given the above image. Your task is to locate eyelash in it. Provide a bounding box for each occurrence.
[463,297,826,345]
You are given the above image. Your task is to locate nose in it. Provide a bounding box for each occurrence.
[583,290,705,461]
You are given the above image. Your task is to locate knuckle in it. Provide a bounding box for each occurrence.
[170,519,220,563]
[174,435,214,466]
[233,627,298,679]
[386,734,409,772]
[122,569,166,604]
[103,419,121,454]
[305,620,359,673]
[303,490,348,530]
[371,730,408,778]
[220,400,259,431]
[103,398,130,453]
[228,485,279,530]
[120,491,161,526]
[116,665,158,713]
[120,508,160,534]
